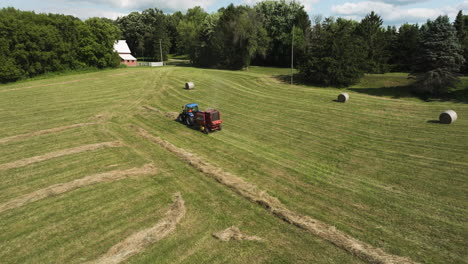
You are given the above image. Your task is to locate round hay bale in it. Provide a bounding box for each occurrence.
[439,110,458,124]
[185,82,195,90]
[337,93,349,103]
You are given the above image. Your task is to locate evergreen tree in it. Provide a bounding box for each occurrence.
[299,18,365,87]
[390,24,421,72]
[357,12,389,73]
[454,10,468,74]
[412,16,464,95]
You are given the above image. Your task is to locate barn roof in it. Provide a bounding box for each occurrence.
[119,53,137,61]
[114,40,132,54]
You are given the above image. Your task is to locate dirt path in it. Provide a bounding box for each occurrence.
[0,123,96,144]
[135,126,416,264]
[0,141,122,171]
[87,192,185,264]
[0,164,156,214]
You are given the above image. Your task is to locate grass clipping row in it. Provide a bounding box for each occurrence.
[135,126,416,264]
[0,141,122,171]
[213,226,263,242]
[88,192,185,264]
[0,164,157,214]
[0,122,96,144]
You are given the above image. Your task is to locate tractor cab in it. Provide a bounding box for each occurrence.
[183,103,199,116]
[178,103,199,126]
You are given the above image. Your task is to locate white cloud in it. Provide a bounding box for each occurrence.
[242,0,320,12]
[379,0,430,5]
[331,1,468,25]
[332,1,392,16]
[65,0,214,12]
[11,3,126,20]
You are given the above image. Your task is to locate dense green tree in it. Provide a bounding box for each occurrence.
[117,8,170,61]
[192,13,221,66]
[0,8,120,83]
[116,12,145,57]
[299,18,365,87]
[253,0,310,67]
[454,10,468,74]
[78,17,121,68]
[388,24,420,72]
[357,12,389,73]
[206,5,269,69]
[166,12,183,54]
[176,7,208,61]
[412,16,464,95]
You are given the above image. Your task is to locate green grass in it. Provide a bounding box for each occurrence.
[0,66,466,264]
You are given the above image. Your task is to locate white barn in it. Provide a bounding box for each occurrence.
[114,40,137,66]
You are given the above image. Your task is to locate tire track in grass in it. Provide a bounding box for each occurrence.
[0,123,96,144]
[134,126,416,264]
[0,164,157,214]
[87,192,185,264]
[0,141,122,171]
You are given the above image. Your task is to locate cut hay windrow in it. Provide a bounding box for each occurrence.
[142,105,162,113]
[141,105,179,120]
[0,123,96,144]
[213,226,263,242]
[135,126,416,264]
[0,77,99,93]
[0,164,157,214]
[87,192,185,264]
[0,141,122,171]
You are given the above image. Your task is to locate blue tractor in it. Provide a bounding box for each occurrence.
[176,103,199,126]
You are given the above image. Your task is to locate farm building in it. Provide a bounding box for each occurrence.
[114,40,137,66]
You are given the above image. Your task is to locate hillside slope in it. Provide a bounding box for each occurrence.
[0,66,466,263]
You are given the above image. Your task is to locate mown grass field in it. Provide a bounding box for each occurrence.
[0,64,466,264]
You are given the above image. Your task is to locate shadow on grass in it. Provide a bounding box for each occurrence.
[348,86,415,99]
[273,74,313,86]
[274,74,468,103]
[427,120,441,124]
[165,59,192,67]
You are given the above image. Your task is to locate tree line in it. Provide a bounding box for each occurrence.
[119,2,466,95]
[1,2,467,97]
[0,7,121,83]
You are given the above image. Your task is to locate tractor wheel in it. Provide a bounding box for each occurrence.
[203,126,210,134]
[185,117,193,126]
[218,124,222,131]
[176,114,183,123]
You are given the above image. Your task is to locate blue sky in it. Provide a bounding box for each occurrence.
[1,0,467,25]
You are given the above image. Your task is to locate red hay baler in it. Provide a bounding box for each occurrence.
[195,109,222,134]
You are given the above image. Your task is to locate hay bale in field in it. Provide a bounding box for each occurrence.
[439,110,458,124]
[185,82,195,90]
[337,93,349,103]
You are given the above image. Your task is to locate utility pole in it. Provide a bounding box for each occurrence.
[291,25,295,85]
[159,39,163,65]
